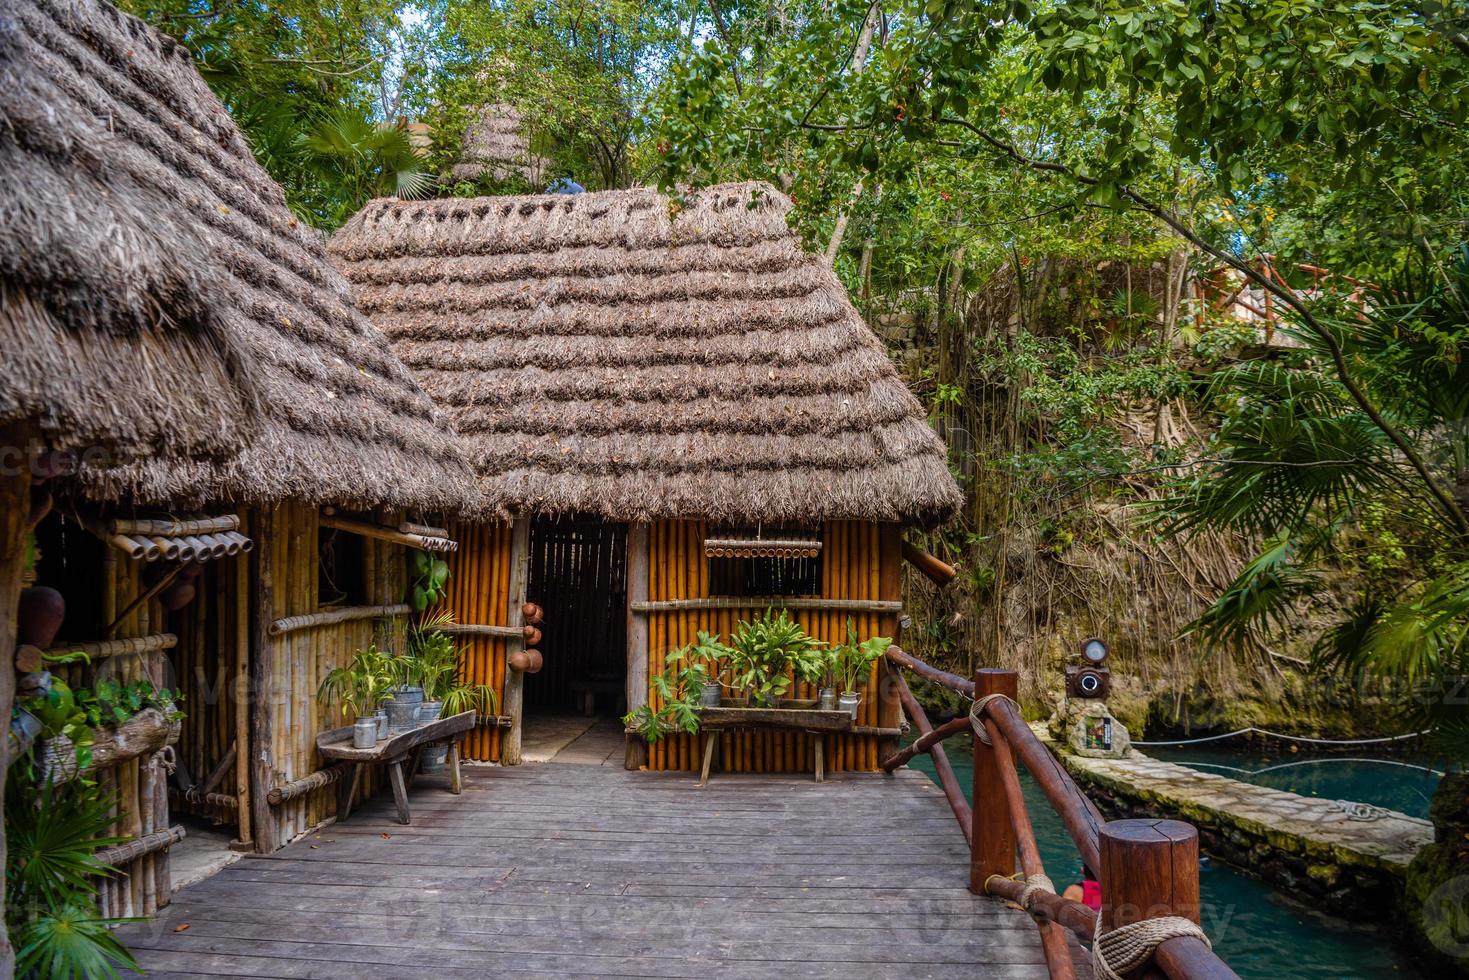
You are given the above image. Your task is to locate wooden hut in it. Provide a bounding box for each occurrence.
[329,182,961,774]
[1,0,479,939]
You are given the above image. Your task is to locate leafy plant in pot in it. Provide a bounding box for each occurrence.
[409,614,498,770]
[624,644,715,743]
[317,646,397,747]
[727,609,826,708]
[832,619,891,720]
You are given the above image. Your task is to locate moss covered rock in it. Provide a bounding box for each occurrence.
[1405,773,1469,976]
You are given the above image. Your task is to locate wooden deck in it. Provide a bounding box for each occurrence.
[119,762,1073,977]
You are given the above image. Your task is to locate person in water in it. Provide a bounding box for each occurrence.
[1063,865,1102,910]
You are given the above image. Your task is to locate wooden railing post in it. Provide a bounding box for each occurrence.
[1101,819,1236,980]
[970,668,1017,894]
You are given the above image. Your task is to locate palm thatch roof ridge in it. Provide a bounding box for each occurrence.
[329,181,961,525]
[1,0,479,514]
[450,104,546,185]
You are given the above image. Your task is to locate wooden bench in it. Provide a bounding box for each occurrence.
[316,711,475,825]
[695,706,854,785]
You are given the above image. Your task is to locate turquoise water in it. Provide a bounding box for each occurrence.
[1145,745,1444,820]
[906,735,1424,980]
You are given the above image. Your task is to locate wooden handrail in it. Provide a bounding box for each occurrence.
[884,645,974,696]
[882,647,1241,980]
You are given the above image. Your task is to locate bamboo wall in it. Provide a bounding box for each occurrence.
[644,520,901,774]
[39,532,179,918]
[444,520,514,762]
[169,528,248,839]
[255,501,403,849]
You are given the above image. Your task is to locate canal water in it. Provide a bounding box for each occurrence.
[1145,745,1444,821]
[906,735,1426,979]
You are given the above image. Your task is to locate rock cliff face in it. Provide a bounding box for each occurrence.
[1405,772,1469,977]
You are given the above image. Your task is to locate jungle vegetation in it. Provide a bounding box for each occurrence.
[123,0,1469,750]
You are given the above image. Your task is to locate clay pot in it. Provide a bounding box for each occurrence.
[522,602,544,624]
[522,625,543,646]
[179,561,205,580]
[17,587,65,648]
[509,648,543,674]
[158,581,196,611]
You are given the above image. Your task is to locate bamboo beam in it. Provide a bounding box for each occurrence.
[630,597,901,614]
[437,623,529,639]
[267,604,410,636]
[320,511,457,552]
[234,520,252,847]
[93,825,186,868]
[45,633,177,661]
[267,762,353,806]
[111,515,239,536]
[399,521,448,538]
[902,539,957,586]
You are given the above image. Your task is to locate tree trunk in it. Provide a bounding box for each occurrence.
[0,423,30,975]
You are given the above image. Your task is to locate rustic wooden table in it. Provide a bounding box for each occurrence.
[694,706,855,785]
[316,710,476,824]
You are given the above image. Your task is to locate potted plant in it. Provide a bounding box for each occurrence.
[624,644,712,743]
[405,611,458,723]
[832,618,891,720]
[727,609,826,708]
[318,646,396,746]
[683,630,732,706]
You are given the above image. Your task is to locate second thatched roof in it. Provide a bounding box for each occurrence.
[2,0,478,515]
[329,182,961,525]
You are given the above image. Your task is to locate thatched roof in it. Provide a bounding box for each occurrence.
[450,104,547,186]
[1,0,478,514]
[328,182,961,525]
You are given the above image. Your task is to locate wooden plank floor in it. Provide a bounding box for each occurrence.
[119,763,1075,978]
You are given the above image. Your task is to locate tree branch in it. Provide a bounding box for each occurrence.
[937,116,1469,537]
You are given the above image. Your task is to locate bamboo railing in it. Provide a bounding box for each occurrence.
[880,648,1240,980]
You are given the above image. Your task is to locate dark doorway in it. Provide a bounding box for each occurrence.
[524,516,627,716]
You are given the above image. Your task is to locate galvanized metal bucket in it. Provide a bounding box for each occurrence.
[352,718,378,749]
[838,691,861,719]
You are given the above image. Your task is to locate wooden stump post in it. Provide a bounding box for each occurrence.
[500,518,530,766]
[248,506,279,854]
[970,668,1017,894]
[624,523,649,770]
[1100,819,1230,979]
[0,437,30,975]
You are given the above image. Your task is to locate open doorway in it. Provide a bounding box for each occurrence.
[522,516,627,761]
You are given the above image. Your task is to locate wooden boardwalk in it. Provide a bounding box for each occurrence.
[119,761,1071,978]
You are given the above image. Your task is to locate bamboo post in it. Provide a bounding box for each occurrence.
[234,523,252,845]
[500,518,529,766]
[1100,820,1235,980]
[249,507,278,853]
[970,668,1017,893]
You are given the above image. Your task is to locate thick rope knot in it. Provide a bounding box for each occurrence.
[158,745,178,776]
[1016,874,1055,911]
[1093,915,1211,980]
[969,693,1018,746]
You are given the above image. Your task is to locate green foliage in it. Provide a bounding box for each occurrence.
[831,618,891,695]
[408,550,450,612]
[625,634,726,742]
[74,679,182,731]
[727,609,827,707]
[317,645,398,720]
[6,774,140,979]
[401,612,499,718]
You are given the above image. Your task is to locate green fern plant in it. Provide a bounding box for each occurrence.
[6,774,140,978]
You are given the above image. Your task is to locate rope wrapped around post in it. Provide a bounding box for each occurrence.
[969,692,1019,746]
[1093,915,1213,980]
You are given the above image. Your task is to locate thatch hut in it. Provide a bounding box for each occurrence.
[1,0,480,929]
[450,103,548,187]
[330,182,961,774]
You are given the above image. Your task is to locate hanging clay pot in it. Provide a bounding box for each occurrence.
[17,587,65,648]
[158,581,196,611]
[179,561,205,580]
